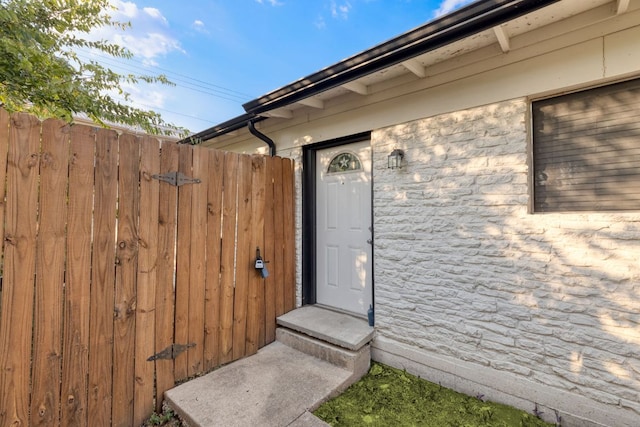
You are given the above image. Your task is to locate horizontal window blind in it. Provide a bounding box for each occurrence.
[532,78,640,212]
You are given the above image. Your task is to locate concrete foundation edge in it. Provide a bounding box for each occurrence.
[371,336,638,427]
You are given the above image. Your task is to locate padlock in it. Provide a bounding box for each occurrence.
[255,258,264,269]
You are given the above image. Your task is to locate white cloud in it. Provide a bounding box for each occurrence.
[192,20,209,34]
[433,0,475,18]
[255,0,284,6]
[330,1,352,20]
[111,0,138,18]
[91,1,183,61]
[143,7,168,25]
[110,32,183,59]
[314,16,327,29]
[110,81,167,111]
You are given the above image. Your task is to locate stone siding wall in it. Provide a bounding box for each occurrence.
[371,98,640,419]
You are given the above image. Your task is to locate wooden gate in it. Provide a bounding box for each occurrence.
[0,110,296,427]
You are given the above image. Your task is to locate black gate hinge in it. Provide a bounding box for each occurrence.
[151,171,201,187]
[147,343,196,361]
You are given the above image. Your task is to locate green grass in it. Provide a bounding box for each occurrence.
[314,362,555,427]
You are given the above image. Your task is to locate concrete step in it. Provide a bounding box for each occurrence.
[164,306,375,427]
[276,305,374,351]
[276,328,370,377]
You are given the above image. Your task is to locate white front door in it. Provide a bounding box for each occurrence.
[316,140,372,316]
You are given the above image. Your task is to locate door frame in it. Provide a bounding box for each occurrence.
[302,131,373,308]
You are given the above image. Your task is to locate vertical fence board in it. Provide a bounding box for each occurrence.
[61,125,95,427]
[154,141,179,410]
[0,110,297,425]
[174,144,193,381]
[0,109,9,318]
[232,155,253,360]
[282,159,296,312]
[112,134,140,427]
[134,137,160,425]
[30,119,69,427]
[187,146,208,377]
[0,113,40,427]
[219,152,239,365]
[89,128,118,426]
[204,149,224,371]
[247,155,266,354]
[272,158,286,317]
[263,157,277,344]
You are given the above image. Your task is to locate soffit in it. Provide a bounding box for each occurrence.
[275,0,614,115]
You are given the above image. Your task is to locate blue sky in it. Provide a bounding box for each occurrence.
[93,0,474,133]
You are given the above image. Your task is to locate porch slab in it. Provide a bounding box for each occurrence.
[277,305,374,351]
[164,342,342,427]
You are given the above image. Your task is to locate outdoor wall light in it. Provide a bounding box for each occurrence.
[387,149,405,169]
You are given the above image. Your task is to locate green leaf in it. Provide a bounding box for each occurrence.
[0,0,182,135]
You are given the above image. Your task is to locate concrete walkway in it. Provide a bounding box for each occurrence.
[165,342,349,427]
[165,306,375,427]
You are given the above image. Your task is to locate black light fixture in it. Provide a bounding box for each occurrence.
[387,148,404,169]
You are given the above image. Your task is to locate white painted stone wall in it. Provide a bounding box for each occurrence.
[371,98,640,426]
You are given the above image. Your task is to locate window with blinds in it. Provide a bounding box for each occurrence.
[532,78,640,212]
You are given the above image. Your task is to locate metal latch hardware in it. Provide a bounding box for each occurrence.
[151,171,201,187]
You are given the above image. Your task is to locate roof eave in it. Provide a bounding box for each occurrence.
[242,0,561,116]
[196,0,561,142]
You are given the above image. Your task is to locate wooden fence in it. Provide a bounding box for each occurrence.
[0,110,296,427]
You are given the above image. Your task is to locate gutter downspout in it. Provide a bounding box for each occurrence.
[248,119,276,157]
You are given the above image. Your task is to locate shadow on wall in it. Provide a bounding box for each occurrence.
[371,98,640,420]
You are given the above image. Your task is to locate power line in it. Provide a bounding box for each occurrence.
[111,95,219,126]
[76,52,250,104]
[76,48,253,101]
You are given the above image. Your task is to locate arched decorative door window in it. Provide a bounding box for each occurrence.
[327,152,362,173]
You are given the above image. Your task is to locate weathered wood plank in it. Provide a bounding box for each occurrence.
[134,136,160,425]
[204,149,224,371]
[232,155,253,360]
[187,145,208,377]
[154,141,179,410]
[60,125,95,427]
[0,108,9,316]
[282,158,296,313]
[272,158,286,317]
[0,112,40,427]
[111,134,140,427]
[219,152,239,365]
[247,155,266,354]
[174,144,193,381]
[88,128,118,426]
[30,119,70,427]
[263,156,277,344]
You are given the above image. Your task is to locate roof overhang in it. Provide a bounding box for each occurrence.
[185,0,622,144]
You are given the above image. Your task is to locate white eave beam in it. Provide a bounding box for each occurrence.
[617,0,630,14]
[297,98,325,109]
[262,108,293,119]
[493,25,510,53]
[341,81,369,95]
[401,59,426,78]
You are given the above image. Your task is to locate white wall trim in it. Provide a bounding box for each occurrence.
[372,336,639,427]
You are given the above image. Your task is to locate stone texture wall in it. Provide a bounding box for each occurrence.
[371,98,640,418]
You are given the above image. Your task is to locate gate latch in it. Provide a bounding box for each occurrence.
[151,171,201,187]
